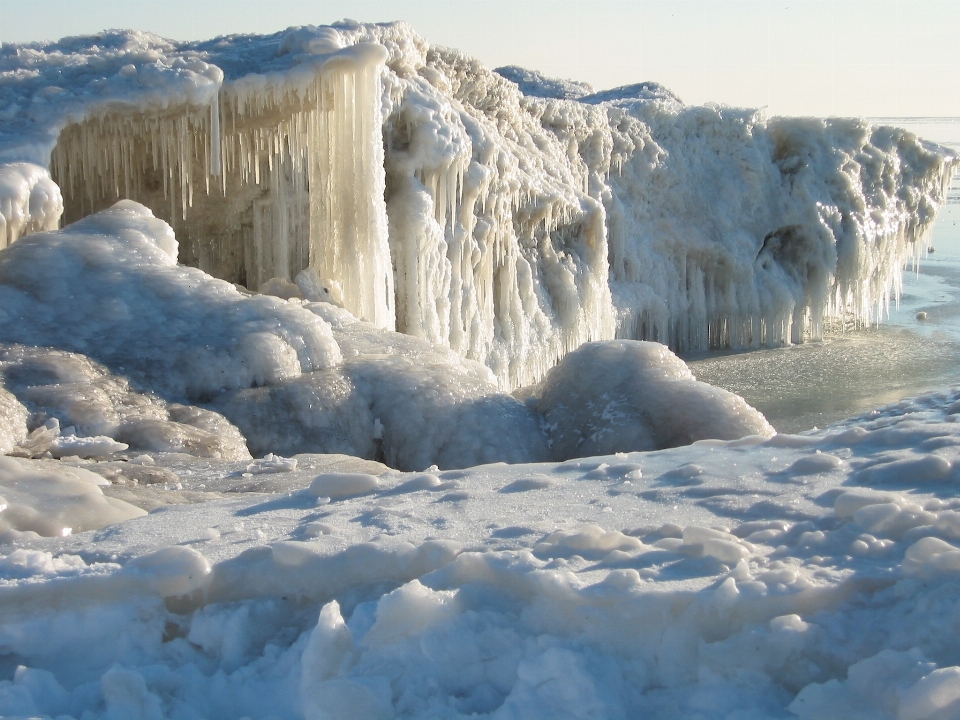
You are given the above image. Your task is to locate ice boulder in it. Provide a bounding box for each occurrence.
[0,387,29,454]
[532,340,774,459]
[0,201,341,401]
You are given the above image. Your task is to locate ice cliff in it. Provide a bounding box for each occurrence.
[0,22,955,390]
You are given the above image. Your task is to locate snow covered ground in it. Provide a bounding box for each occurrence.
[1,19,959,720]
[5,385,960,719]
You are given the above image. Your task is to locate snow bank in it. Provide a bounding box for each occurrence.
[1,388,960,717]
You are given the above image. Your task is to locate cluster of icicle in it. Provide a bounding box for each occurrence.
[3,22,958,388]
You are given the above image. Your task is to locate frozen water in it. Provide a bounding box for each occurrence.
[692,168,960,433]
[532,340,773,459]
[0,201,341,400]
[2,389,960,717]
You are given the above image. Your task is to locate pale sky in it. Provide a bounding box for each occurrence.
[1,0,957,118]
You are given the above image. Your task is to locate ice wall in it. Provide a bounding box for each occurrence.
[1,22,956,389]
[361,23,956,379]
[34,31,394,329]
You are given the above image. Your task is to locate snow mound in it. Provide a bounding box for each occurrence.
[0,344,251,460]
[0,201,340,401]
[532,340,774,458]
[0,163,62,247]
[0,201,766,472]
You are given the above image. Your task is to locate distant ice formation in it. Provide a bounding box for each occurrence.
[0,22,954,390]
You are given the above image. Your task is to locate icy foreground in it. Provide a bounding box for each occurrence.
[1,22,956,388]
[1,390,960,718]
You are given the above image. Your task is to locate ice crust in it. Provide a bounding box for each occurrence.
[1,22,954,389]
[1,389,960,718]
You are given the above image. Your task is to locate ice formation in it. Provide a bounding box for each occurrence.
[0,201,340,400]
[1,22,953,388]
[532,340,774,459]
[0,203,777,471]
[0,22,958,717]
[0,163,62,248]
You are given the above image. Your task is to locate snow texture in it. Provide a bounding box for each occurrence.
[0,201,340,401]
[533,340,774,459]
[1,388,960,718]
[0,205,776,471]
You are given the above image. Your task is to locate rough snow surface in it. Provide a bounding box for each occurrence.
[0,389,960,718]
[0,201,340,400]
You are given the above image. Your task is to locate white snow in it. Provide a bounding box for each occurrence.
[0,202,777,472]
[532,339,773,458]
[0,17,957,720]
[0,200,340,400]
[1,390,960,717]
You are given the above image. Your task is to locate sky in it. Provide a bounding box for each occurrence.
[1,0,958,118]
